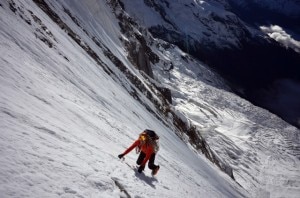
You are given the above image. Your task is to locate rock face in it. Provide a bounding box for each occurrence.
[121,0,300,128]
[137,46,153,78]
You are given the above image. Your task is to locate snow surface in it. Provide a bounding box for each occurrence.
[0,0,247,197]
[1,0,299,198]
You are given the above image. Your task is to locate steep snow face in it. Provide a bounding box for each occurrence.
[122,0,251,49]
[0,0,247,197]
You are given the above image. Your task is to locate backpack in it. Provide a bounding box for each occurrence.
[144,129,159,140]
[136,129,159,153]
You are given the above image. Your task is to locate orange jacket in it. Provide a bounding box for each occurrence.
[122,139,154,167]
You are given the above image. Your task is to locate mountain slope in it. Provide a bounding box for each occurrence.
[1,0,300,198]
[0,0,247,197]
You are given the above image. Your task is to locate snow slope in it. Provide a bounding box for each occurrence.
[0,0,247,197]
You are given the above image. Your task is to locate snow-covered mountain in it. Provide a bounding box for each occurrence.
[122,0,251,50]
[121,0,300,129]
[0,0,299,198]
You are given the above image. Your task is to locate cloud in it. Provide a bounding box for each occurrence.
[260,25,300,53]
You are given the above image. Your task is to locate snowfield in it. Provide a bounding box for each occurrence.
[0,0,299,198]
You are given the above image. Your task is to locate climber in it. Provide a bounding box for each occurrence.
[118,129,160,175]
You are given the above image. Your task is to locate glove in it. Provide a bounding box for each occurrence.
[118,154,124,159]
[138,165,145,173]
